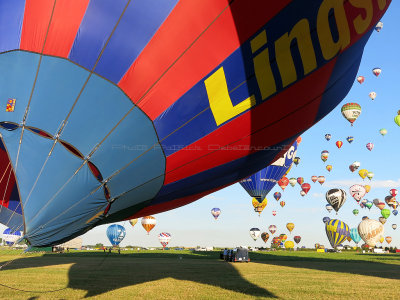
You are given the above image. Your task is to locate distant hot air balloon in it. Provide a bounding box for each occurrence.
[379,128,387,136]
[268,225,277,235]
[300,191,306,197]
[395,110,400,127]
[273,192,281,202]
[278,177,290,191]
[385,236,392,244]
[301,183,311,195]
[385,195,396,206]
[349,185,367,202]
[358,219,384,247]
[271,237,281,246]
[358,169,368,180]
[346,136,354,144]
[211,208,221,220]
[362,216,369,221]
[323,217,330,223]
[286,223,295,234]
[350,228,361,245]
[390,189,398,197]
[321,150,329,162]
[336,141,343,149]
[317,176,325,185]
[373,198,380,206]
[346,236,352,243]
[272,211,277,216]
[106,224,126,247]
[141,216,156,235]
[289,178,297,187]
[393,210,399,216]
[367,172,374,181]
[375,21,383,32]
[297,177,304,186]
[369,92,377,100]
[280,201,285,208]
[356,76,365,84]
[366,143,374,151]
[326,165,332,172]
[293,157,300,166]
[325,219,349,248]
[158,232,171,249]
[341,103,361,126]
[279,234,288,243]
[252,198,267,216]
[284,241,294,249]
[2,228,22,246]
[326,189,346,213]
[365,201,373,210]
[352,209,359,216]
[381,209,391,219]
[261,232,270,243]
[376,202,386,210]
[325,134,332,141]
[129,219,138,228]
[294,236,301,244]
[249,228,261,241]
[364,185,371,193]
[379,217,387,225]
[311,176,318,183]
[326,204,333,213]
[392,224,397,230]
[372,67,381,77]
[379,236,384,244]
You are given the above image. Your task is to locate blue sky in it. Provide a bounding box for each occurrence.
[2,3,400,249]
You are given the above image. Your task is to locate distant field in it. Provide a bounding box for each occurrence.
[0,249,399,299]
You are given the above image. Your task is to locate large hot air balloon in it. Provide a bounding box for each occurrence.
[349,185,366,202]
[261,232,270,243]
[106,224,126,247]
[158,232,171,249]
[326,189,346,213]
[141,216,156,235]
[129,219,138,228]
[240,142,297,201]
[249,228,261,241]
[2,228,22,246]
[358,219,384,247]
[286,223,294,234]
[211,208,221,220]
[0,0,390,247]
[268,225,277,235]
[294,236,301,244]
[325,134,331,141]
[325,219,349,248]
[252,198,267,216]
[341,103,361,126]
[321,150,329,162]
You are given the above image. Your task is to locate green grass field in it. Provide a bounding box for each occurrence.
[0,249,399,299]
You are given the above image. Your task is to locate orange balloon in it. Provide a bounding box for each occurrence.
[141,216,156,235]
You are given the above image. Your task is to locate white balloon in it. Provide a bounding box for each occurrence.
[249,228,261,241]
[358,219,384,247]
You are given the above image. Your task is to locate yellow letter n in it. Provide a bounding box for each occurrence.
[205,67,256,126]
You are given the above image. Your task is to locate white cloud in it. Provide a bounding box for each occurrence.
[312,193,324,198]
[325,179,400,189]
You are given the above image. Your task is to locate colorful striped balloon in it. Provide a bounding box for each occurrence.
[325,219,349,248]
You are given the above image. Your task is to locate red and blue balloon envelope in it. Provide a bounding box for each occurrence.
[211,208,221,220]
[158,232,171,248]
[0,0,391,246]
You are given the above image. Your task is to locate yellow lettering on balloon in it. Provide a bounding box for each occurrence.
[275,18,317,88]
[251,30,277,100]
[349,0,373,35]
[205,67,256,126]
[317,0,350,60]
[377,0,387,10]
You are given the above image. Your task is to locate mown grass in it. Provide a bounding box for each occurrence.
[0,249,399,299]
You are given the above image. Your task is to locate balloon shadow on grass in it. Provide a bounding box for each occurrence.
[0,251,276,298]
